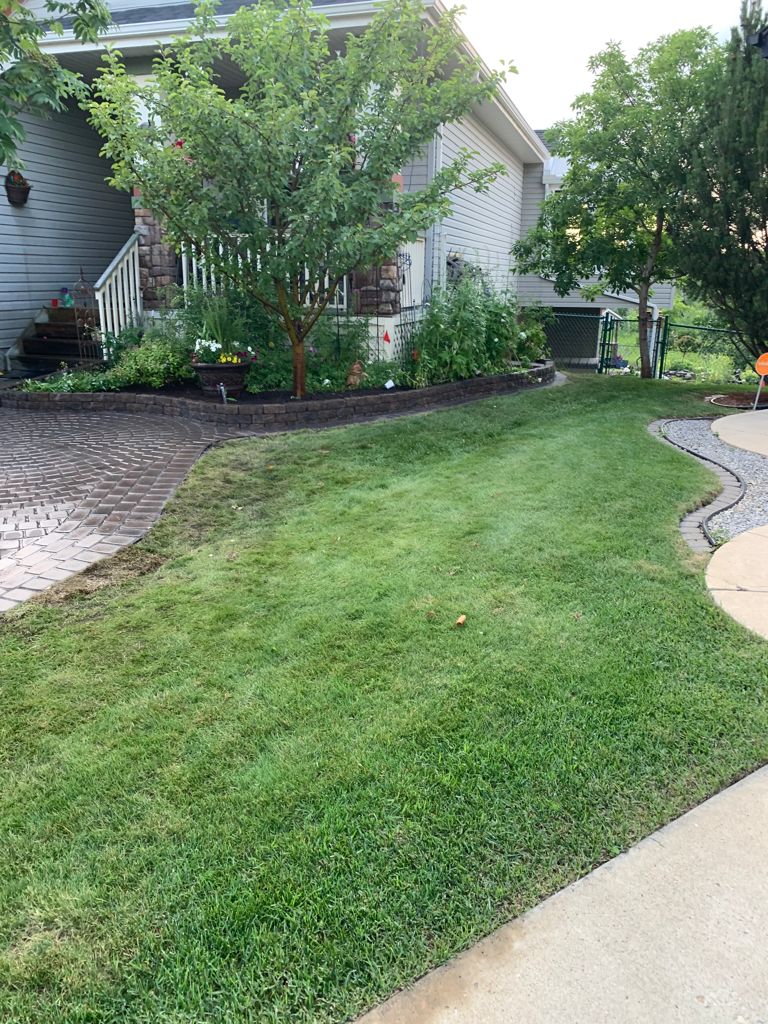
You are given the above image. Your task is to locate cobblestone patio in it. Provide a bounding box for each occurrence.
[0,408,242,610]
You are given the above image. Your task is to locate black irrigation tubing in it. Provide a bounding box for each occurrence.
[657,416,747,546]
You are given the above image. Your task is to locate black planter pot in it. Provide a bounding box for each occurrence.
[4,182,31,207]
[193,362,250,399]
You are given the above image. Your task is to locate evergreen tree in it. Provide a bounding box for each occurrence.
[671,1,768,361]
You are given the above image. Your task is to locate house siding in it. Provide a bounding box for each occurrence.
[402,146,429,192]
[648,282,675,310]
[432,113,524,293]
[0,105,134,353]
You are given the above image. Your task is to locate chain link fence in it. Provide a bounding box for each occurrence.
[543,310,756,384]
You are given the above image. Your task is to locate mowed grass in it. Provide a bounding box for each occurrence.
[2,375,768,1023]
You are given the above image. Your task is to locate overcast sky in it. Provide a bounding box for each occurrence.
[458,0,736,130]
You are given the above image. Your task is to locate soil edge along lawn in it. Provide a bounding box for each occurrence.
[1,375,766,1023]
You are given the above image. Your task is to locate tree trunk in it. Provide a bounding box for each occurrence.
[291,336,306,400]
[637,210,666,380]
[637,283,653,379]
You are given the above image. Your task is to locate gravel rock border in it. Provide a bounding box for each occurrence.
[653,417,768,546]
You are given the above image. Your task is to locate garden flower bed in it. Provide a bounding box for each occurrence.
[5,362,555,430]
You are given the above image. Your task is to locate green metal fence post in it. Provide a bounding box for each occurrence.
[656,316,670,379]
[598,313,610,374]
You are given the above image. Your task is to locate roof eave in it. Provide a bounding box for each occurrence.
[37,0,383,54]
[38,0,547,163]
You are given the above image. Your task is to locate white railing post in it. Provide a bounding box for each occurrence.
[94,232,143,356]
[181,244,190,292]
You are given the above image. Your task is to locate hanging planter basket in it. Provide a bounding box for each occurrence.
[4,172,31,207]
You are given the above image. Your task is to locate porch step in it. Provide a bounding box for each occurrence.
[25,335,83,358]
[17,309,103,368]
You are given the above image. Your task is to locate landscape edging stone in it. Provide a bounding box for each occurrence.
[1,361,555,431]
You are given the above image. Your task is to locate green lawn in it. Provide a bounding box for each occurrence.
[2,375,767,1023]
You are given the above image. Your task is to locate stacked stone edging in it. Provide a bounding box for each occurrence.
[2,362,554,432]
[648,418,746,553]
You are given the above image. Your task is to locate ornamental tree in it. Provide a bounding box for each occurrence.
[89,0,510,398]
[1,0,110,165]
[512,30,717,377]
[671,2,768,361]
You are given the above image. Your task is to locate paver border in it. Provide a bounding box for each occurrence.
[648,418,746,552]
[0,361,555,432]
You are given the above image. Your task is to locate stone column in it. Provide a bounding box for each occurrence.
[352,257,402,316]
[132,189,178,309]
[351,177,405,317]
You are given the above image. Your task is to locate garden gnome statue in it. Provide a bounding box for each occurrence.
[346,360,365,388]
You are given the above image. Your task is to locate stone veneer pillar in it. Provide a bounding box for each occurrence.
[352,257,403,316]
[132,189,178,309]
[351,177,405,317]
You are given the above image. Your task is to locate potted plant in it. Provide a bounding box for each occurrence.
[192,341,259,398]
[4,171,31,207]
[190,294,255,398]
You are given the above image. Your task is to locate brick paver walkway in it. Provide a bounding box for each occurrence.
[0,408,240,610]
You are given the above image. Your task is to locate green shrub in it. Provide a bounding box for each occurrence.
[245,313,371,394]
[664,349,757,384]
[20,369,117,393]
[517,305,552,363]
[107,337,196,389]
[21,335,196,392]
[406,281,549,386]
[103,323,144,367]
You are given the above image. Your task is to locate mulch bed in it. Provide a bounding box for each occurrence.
[707,392,768,409]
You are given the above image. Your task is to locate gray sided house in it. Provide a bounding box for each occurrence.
[3,0,587,371]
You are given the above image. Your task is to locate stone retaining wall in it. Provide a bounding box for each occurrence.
[1,362,555,432]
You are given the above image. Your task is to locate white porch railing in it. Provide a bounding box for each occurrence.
[180,242,350,310]
[179,240,426,312]
[95,232,143,341]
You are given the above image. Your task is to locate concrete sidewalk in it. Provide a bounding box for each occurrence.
[707,525,768,641]
[707,411,768,640]
[713,409,768,457]
[359,767,768,1024]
